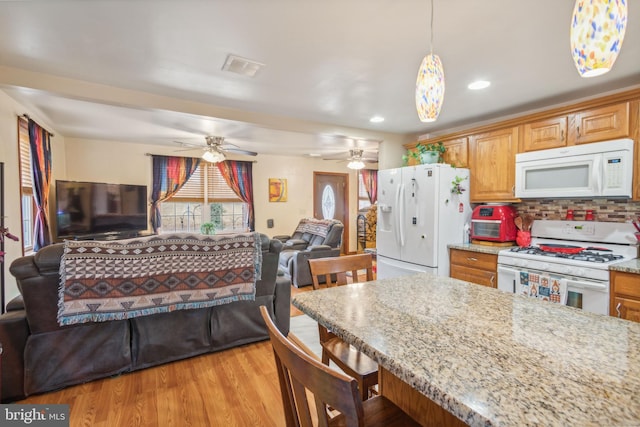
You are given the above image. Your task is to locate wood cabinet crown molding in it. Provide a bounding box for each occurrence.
[406,87,640,149]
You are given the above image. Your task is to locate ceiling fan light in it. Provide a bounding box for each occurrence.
[570,0,627,78]
[415,53,445,122]
[347,159,365,170]
[202,149,225,163]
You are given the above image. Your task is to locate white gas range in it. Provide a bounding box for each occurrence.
[497,220,638,315]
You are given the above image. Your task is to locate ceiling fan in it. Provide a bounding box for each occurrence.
[174,136,258,163]
[323,148,378,170]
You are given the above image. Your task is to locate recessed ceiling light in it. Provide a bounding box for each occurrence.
[308,153,322,157]
[468,80,491,90]
[369,116,385,123]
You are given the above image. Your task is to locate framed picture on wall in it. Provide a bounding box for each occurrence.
[269,178,287,202]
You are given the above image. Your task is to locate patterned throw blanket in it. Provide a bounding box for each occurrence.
[58,232,262,326]
[294,218,340,238]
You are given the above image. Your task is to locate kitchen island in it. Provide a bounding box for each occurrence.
[292,273,640,426]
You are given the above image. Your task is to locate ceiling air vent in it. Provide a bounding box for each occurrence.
[222,54,265,77]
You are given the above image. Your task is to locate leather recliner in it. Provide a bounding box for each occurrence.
[274,218,344,287]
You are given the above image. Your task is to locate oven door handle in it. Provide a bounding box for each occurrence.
[497,265,519,293]
[499,265,608,292]
[567,280,608,292]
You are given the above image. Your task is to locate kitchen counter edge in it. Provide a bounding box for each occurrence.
[448,243,516,255]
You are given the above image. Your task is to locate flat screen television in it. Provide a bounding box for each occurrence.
[55,180,148,239]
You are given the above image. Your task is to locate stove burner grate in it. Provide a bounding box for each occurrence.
[509,246,624,263]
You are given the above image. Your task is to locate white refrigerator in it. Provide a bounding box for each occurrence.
[376,164,471,279]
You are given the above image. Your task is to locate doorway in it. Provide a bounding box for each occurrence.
[313,172,348,254]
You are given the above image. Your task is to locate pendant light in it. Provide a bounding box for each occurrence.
[415,0,445,122]
[570,0,627,78]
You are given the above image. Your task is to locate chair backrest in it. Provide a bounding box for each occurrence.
[259,306,365,427]
[308,253,374,290]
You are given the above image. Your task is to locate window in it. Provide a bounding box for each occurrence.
[358,172,371,211]
[160,163,247,233]
[18,118,34,252]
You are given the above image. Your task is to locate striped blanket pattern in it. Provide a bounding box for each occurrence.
[57,232,261,325]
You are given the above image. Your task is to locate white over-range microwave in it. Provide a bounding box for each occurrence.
[515,138,634,199]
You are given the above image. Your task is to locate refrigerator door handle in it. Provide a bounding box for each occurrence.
[393,182,401,247]
[398,183,406,247]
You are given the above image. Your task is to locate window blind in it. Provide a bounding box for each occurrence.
[173,163,240,202]
[18,117,32,189]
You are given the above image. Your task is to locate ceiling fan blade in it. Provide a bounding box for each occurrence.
[173,140,203,148]
[223,147,258,156]
[321,152,350,160]
[173,148,203,153]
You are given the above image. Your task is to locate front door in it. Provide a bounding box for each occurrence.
[313,172,348,254]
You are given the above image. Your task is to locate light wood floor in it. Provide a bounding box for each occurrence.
[16,279,360,426]
[19,340,286,427]
[17,286,315,427]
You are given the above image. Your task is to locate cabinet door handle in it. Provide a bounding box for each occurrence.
[576,126,581,137]
[466,257,478,262]
[560,130,565,141]
[616,302,622,318]
[490,274,495,287]
[512,185,515,196]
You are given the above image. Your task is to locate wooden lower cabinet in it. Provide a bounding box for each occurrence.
[450,249,497,288]
[610,271,640,322]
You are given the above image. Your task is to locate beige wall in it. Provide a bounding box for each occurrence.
[0,91,67,305]
[0,87,408,310]
[63,138,369,252]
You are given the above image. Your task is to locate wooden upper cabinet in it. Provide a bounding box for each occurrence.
[522,116,568,152]
[468,127,519,202]
[441,137,468,167]
[568,102,630,145]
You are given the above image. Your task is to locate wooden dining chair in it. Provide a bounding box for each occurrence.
[259,306,419,427]
[308,253,378,401]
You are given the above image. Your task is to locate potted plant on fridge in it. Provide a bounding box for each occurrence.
[403,141,446,165]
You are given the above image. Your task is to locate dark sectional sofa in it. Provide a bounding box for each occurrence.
[0,233,290,402]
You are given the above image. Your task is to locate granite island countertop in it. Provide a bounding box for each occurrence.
[292,274,640,426]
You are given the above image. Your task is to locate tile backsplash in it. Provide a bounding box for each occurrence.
[514,199,640,222]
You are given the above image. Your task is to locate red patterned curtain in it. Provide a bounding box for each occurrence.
[150,155,201,233]
[28,119,53,251]
[360,169,378,205]
[216,160,255,231]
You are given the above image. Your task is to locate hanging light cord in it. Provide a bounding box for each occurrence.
[429,0,434,55]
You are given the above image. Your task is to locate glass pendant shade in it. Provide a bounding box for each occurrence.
[347,159,365,170]
[570,0,627,78]
[202,149,225,163]
[415,53,445,122]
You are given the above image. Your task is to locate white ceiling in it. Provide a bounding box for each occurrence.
[0,0,638,158]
